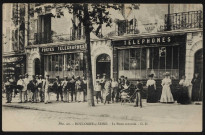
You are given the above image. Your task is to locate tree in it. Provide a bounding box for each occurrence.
[34,3,139,106]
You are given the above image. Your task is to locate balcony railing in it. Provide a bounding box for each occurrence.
[160,10,203,31]
[34,32,52,44]
[34,27,85,44]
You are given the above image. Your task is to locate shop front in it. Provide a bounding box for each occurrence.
[26,42,86,80]
[112,34,187,99]
[3,54,26,82]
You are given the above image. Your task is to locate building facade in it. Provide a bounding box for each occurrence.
[2,3,203,100]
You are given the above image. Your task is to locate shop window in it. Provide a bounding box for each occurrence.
[118,46,180,79]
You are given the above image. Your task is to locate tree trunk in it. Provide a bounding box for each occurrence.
[83,3,95,106]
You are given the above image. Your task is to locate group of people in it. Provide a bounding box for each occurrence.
[3,72,202,106]
[94,74,143,107]
[146,72,202,105]
[3,74,87,104]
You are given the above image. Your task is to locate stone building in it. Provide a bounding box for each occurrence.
[2,3,203,100]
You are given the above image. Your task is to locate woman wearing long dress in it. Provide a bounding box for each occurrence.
[160,72,174,103]
[177,76,191,104]
[146,74,158,103]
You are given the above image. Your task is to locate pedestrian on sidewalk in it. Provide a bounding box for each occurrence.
[177,76,191,104]
[29,75,38,103]
[146,74,158,103]
[37,75,44,102]
[17,75,26,103]
[111,78,119,103]
[53,76,63,102]
[160,72,174,103]
[134,80,143,108]
[24,73,30,102]
[94,81,103,104]
[75,76,84,102]
[104,78,112,105]
[35,75,40,102]
[70,75,76,102]
[4,77,13,103]
[62,76,69,103]
[43,75,51,104]
[9,75,16,98]
[82,76,87,102]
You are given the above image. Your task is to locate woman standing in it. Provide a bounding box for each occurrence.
[146,74,158,103]
[104,78,112,105]
[177,76,191,104]
[160,72,174,103]
[191,73,201,101]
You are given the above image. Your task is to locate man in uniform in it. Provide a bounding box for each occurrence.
[4,77,13,103]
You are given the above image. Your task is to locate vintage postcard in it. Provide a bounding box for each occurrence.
[2,3,203,132]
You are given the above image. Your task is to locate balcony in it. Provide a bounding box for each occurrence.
[34,27,85,44]
[160,10,203,31]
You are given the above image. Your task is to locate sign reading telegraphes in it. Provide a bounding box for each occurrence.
[112,34,186,46]
[40,44,86,53]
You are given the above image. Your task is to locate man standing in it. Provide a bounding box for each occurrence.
[37,75,44,102]
[70,75,76,102]
[17,75,26,103]
[134,80,143,108]
[43,75,51,104]
[111,78,119,103]
[53,76,63,101]
[24,73,30,102]
[62,76,69,103]
[75,76,84,102]
[30,75,38,103]
[4,77,13,103]
[9,75,16,98]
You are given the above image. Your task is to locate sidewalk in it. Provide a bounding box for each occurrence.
[2,93,202,122]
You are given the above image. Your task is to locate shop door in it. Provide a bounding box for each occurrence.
[96,54,111,79]
[34,58,41,76]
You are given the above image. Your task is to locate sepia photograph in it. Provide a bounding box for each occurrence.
[2,3,203,132]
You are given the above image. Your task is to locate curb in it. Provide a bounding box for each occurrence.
[2,104,144,121]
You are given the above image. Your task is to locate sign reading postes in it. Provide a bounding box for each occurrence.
[40,44,86,53]
[113,35,185,46]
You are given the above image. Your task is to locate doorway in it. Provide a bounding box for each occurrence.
[194,49,203,101]
[96,54,111,79]
[34,58,41,75]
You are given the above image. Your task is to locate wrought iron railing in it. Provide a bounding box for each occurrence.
[160,10,203,31]
[34,32,53,44]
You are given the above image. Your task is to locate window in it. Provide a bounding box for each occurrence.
[44,53,84,78]
[118,46,180,79]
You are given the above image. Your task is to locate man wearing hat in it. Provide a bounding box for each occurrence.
[61,76,69,102]
[4,77,13,103]
[37,75,44,102]
[9,75,16,98]
[29,75,39,103]
[75,76,84,102]
[53,76,63,101]
[69,75,76,102]
[24,73,30,102]
[43,75,52,104]
[17,75,26,103]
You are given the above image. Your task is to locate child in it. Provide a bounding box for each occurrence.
[94,81,103,104]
